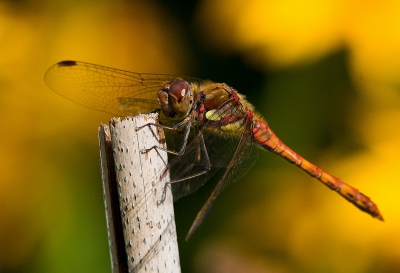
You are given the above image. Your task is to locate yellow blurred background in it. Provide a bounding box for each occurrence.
[1,0,399,272]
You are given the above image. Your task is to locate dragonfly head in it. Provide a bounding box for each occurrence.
[158,79,193,118]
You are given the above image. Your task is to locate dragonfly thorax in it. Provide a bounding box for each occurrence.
[157,79,193,118]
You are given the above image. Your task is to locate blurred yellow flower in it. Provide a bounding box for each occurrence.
[195,0,400,84]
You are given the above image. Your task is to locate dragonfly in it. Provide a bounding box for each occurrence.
[45,60,383,240]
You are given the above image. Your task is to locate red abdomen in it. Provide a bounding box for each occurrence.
[252,119,383,221]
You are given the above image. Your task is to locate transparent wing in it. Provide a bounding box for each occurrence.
[44,60,200,117]
[169,127,240,201]
[185,125,258,239]
[169,99,259,202]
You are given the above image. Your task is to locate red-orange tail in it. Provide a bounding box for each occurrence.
[252,119,383,221]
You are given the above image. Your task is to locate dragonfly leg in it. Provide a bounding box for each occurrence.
[136,117,192,155]
[157,179,171,205]
[169,131,211,182]
[136,113,191,132]
[157,131,212,205]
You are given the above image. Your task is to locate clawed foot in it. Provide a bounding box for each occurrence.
[157,183,169,206]
[139,145,159,154]
[135,123,149,132]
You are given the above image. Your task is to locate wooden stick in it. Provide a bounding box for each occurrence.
[99,114,181,273]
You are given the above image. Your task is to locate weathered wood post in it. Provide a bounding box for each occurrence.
[98,114,180,273]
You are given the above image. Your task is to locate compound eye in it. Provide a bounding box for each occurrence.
[169,80,188,102]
